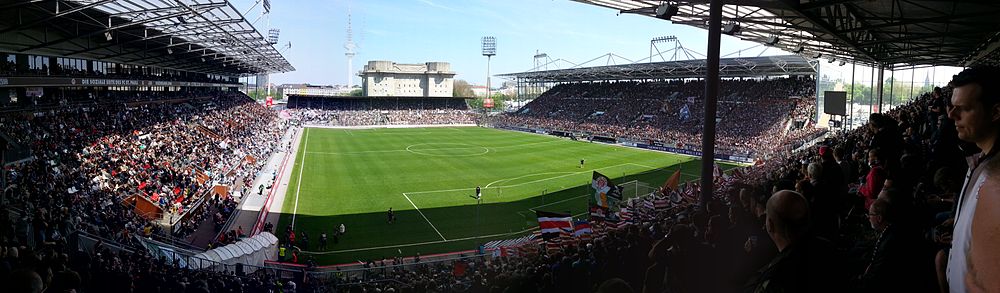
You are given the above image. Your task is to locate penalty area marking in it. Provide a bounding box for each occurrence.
[404,162,647,196]
[527,194,590,212]
[403,193,448,241]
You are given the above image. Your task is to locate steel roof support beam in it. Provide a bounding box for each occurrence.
[16,3,224,52]
[61,27,252,56]
[0,0,117,35]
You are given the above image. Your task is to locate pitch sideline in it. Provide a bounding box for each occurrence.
[290,128,310,229]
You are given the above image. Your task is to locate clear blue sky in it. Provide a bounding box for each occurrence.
[245,0,960,86]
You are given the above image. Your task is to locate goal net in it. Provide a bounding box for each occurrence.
[619,180,658,201]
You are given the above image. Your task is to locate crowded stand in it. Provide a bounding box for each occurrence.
[2,90,285,241]
[3,64,998,293]
[301,68,997,293]
[0,90,309,291]
[285,96,476,126]
[493,77,821,157]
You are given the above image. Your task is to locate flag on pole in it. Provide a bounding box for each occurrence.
[618,208,633,223]
[536,211,573,242]
[653,197,670,210]
[592,171,622,205]
[661,168,682,193]
[573,220,592,239]
[590,171,620,222]
[589,206,607,221]
[642,198,655,210]
[262,0,271,14]
[669,190,683,204]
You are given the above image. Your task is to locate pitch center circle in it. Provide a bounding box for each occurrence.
[405,143,489,157]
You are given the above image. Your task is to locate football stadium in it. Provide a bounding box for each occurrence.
[275,126,738,264]
[3,0,1000,292]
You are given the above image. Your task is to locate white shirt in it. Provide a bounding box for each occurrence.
[948,166,990,293]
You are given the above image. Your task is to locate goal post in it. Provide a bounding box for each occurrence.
[619,180,658,201]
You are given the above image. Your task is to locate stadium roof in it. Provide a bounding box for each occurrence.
[573,0,1000,68]
[0,0,294,76]
[498,55,817,83]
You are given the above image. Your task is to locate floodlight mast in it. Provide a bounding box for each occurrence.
[482,36,496,106]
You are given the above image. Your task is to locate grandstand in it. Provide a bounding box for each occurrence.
[4,0,1000,292]
[495,56,821,160]
[1,0,301,292]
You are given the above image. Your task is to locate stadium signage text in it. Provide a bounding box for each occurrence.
[0,76,238,88]
[80,79,141,86]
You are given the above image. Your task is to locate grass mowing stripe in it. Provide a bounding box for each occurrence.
[528,194,589,211]
[290,128,309,229]
[403,193,447,241]
[404,162,636,195]
[276,127,741,264]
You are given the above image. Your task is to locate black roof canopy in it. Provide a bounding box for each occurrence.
[573,0,1000,68]
[0,0,294,76]
[499,55,818,82]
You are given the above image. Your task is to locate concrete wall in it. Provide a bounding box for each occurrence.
[361,61,454,97]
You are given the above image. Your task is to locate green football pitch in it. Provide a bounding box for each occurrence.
[277,126,733,264]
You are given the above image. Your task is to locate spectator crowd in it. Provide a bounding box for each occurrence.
[4,66,1000,293]
[493,77,822,157]
[310,68,997,292]
[1,90,308,291]
[284,96,476,126]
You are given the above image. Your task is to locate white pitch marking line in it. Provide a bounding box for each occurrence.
[403,193,447,241]
[483,171,575,189]
[290,128,309,229]
[308,150,409,155]
[406,162,639,195]
[528,194,589,212]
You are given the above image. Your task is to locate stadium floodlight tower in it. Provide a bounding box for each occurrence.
[345,13,358,89]
[266,29,280,97]
[482,36,496,105]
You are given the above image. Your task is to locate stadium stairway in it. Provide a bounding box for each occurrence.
[184,201,225,249]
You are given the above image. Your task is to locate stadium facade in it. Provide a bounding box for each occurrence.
[1,0,293,271]
[360,60,455,97]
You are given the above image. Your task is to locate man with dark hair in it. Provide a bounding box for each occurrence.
[946,66,1000,293]
[929,86,947,130]
[868,114,903,174]
[860,198,930,293]
[834,146,857,185]
[745,190,845,293]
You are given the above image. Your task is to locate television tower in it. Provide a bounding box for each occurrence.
[344,12,357,88]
